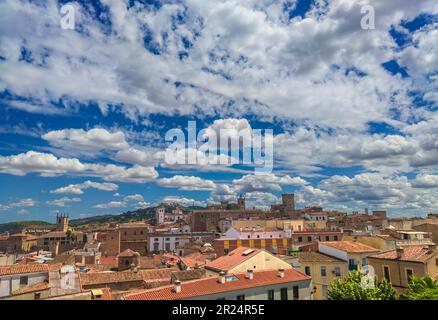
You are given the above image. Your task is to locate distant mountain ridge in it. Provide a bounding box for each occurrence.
[0,204,205,233]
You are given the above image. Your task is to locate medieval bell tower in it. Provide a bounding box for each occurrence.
[56,213,69,232]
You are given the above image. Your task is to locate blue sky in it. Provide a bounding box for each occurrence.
[0,0,437,223]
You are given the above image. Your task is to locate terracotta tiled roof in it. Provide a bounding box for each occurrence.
[9,233,28,237]
[180,253,212,268]
[205,247,261,272]
[141,268,177,283]
[11,281,50,295]
[306,212,327,216]
[320,241,379,253]
[99,257,118,265]
[162,253,180,261]
[80,271,142,286]
[171,269,206,282]
[123,268,311,300]
[136,255,164,269]
[368,245,437,262]
[79,268,177,286]
[38,231,68,239]
[0,264,49,276]
[119,223,149,229]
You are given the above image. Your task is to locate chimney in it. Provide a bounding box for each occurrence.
[246,269,254,280]
[219,271,226,284]
[396,247,404,259]
[174,280,181,293]
[278,268,285,278]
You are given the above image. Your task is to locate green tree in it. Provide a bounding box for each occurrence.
[401,276,438,300]
[327,270,397,300]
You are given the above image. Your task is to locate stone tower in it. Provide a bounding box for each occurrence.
[237,195,246,210]
[282,194,295,212]
[56,213,69,232]
[156,205,165,225]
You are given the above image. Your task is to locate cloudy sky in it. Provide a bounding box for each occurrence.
[0,0,437,223]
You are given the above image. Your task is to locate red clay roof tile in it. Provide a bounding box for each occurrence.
[320,241,379,253]
[205,247,261,272]
[123,269,310,300]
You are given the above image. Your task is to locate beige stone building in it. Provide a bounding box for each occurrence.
[413,222,438,246]
[205,247,292,277]
[318,241,380,271]
[367,245,438,291]
[286,251,348,300]
[231,219,305,232]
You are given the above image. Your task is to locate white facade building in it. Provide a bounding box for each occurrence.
[156,206,165,225]
[224,227,291,240]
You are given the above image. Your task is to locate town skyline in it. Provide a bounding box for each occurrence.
[1,1,438,222]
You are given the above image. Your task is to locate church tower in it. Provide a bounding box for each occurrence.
[156,205,165,225]
[56,213,69,232]
[237,195,246,210]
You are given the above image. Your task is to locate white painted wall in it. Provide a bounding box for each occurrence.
[318,244,348,261]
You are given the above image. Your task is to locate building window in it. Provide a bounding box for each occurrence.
[236,295,245,300]
[224,249,229,255]
[34,292,41,300]
[304,266,311,276]
[334,236,338,241]
[325,236,329,241]
[334,267,341,277]
[321,266,327,277]
[20,276,28,285]
[298,237,302,242]
[307,236,312,242]
[406,269,413,283]
[280,288,288,300]
[383,266,390,282]
[257,235,260,239]
[248,235,250,239]
[348,259,357,271]
[268,289,275,300]
[293,286,299,300]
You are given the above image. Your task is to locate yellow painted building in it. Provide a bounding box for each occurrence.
[286,252,348,300]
